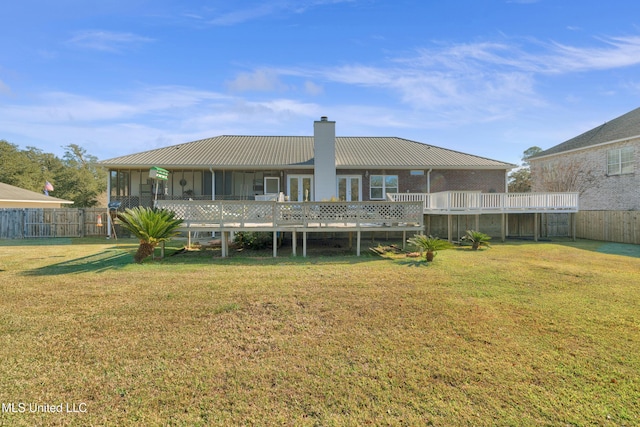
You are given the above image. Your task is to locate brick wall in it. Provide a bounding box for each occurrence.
[530,139,640,211]
[337,168,507,200]
[429,169,507,193]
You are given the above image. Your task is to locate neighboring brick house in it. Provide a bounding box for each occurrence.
[100,117,514,208]
[529,107,640,211]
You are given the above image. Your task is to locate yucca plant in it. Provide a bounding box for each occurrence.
[407,234,453,261]
[116,207,183,263]
[462,230,491,250]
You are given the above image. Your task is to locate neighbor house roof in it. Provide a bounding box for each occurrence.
[0,182,73,205]
[533,107,640,159]
[100,136,514,170]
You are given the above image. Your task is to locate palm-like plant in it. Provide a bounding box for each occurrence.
[462,230,491,250]
[116,207,183,263]
[407,234,453,261]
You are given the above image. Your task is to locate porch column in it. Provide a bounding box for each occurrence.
[211,168,215,200]
[106,171,112,238]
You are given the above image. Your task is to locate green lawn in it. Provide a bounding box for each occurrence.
[0,237,638,426]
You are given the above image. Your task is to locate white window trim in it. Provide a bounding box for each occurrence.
[264,177,280,194]
[607,146,634,176]
[369,174,398,200]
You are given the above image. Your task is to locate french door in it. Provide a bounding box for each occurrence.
[337,176,361,201]
[288,175,314,201]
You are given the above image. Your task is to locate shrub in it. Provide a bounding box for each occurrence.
[462,230,491,250]
[234,231,272,250]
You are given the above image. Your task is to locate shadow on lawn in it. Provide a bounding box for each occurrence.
[22,248,132,276]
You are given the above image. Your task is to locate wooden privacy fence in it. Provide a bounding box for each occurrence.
[0,208,109,239]
[576,211,640,245]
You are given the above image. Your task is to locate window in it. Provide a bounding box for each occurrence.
[370,175,398,199]
[607,147,634,175]
[264,177,280,194]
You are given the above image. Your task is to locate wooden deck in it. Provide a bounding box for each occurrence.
[387,191,579,214]
[155,200,424,257]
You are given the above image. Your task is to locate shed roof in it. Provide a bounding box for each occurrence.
[100,136,513,170]
[533,107,640,158]
[0,182,74,205]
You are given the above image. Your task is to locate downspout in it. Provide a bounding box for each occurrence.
[426,169,432,193]
[505,170,509,193]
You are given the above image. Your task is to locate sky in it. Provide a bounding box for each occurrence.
[2,0,640,166]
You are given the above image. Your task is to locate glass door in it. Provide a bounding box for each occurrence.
[288,175,314,201]
[337,176,361,201]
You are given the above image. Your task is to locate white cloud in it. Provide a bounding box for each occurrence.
[304,81,324,96]
[206,0,356,26]
[226,69,289,92]
[0,79,11,96]
[67,30,153,52]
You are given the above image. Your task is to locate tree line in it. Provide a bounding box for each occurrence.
[0,140,107,207]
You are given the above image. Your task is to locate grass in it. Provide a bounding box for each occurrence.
[0,237,638,426]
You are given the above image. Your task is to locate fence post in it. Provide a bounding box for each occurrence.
[80,209,85,238]
[22,209,27,239]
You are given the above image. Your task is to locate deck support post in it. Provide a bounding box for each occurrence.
[221,231,228,257]
[572,212,577,241]
[303,231,307,257]
[534,213,539,242]
[273,231,277,257]
[356,231,361,256]
[501,213,506,242]
[292,230,297,256]
[402,231,406,250]
[475,214,480,232]
[447,215,453,242]
[187,231,192,248]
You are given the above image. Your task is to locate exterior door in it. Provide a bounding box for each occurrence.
[337,176,361,201]
[288,175,314,201]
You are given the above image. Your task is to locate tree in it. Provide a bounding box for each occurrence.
[508,146,542,193]
[116,207,183,263]
[0,140,42,191]
[55,144,107,207]
[531,157,597,195]
[0,140,106,206]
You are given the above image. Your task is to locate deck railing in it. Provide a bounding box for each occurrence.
[155,200,424,229]
[387,191,579,213]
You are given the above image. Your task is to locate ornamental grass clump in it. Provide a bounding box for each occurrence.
[116,206,183,263]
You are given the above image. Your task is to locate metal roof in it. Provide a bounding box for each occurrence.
[533,107,640,158]
[100,135,514,170]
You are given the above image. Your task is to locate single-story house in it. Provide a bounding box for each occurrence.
[99,117,515,207]
[100,117,581,250]
[0,182,73,209]
[529,107,640,211]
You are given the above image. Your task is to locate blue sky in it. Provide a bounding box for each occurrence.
[2,0,640,165]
